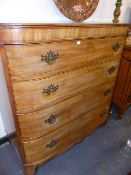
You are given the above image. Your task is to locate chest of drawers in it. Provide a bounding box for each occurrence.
[113,46,131,118]
[113,27,131,118]
[0,23,128,175]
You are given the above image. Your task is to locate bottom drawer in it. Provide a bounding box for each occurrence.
[23,105,109,164]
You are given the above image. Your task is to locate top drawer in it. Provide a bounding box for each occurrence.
[6,36,125,81]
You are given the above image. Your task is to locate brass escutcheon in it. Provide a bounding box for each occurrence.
[99,111,107,117]
[108,66,117,74]
[112,43,120,51]
[41,50,59,64]
[47,139,59,148]
[104,88,112,96]
[42,84,59,95]
[45,114,59,124]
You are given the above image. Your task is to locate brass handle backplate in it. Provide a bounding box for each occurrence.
[104,88,112,96]
[112,43,120,51]
[99,111,107,117]
[47,139,59,148]
[41,50,59,64]
[108,66,117,74]
[43,84,59,95]
[45,114,59,124]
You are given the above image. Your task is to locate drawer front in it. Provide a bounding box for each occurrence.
[13,59,119,114]
[68,105,109,141]
[19,82,114,140]
[6,37,125,81]
[23,105,109,164]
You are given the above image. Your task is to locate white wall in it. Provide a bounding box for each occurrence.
[0,59,15,135]
[0,111,7,138]
[0,0,130,23]
[0,0,131,135]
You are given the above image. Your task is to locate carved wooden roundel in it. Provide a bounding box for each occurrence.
[54,0,99,22]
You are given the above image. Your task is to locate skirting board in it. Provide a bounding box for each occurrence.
[0,132,16,145]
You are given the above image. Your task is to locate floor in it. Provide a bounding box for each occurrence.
[0,105,131,175]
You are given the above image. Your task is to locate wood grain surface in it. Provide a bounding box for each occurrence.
[18,81,114,140]
[0,24,128,44]
[22,105,109,164]
[6,36,125,81]
[11,59,119,114]
[113,47,131,117]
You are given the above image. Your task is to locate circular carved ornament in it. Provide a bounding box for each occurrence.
[54,0,99,22]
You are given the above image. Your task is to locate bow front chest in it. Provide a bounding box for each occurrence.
[0,23,128,175]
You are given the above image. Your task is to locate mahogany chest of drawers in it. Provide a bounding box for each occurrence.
[0,23,128,175]
[113,26,131,118]
[113,46,131,117]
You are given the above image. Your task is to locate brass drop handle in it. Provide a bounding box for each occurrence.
[45,114,59,124]
[42,84,59,95]
[47,139,59,148]
[99,111,107,117]
[104,88,112,96]
[41,50,59,65]
[112,43,121,51]
[108,66,117,74]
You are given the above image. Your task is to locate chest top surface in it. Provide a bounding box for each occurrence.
[0,23,129,44]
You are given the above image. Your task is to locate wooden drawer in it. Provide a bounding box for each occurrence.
[68,105,109,140]
[18,81,114,140]
[23,105,109,164]
[6,36,125,81]
[12,59,119,114]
